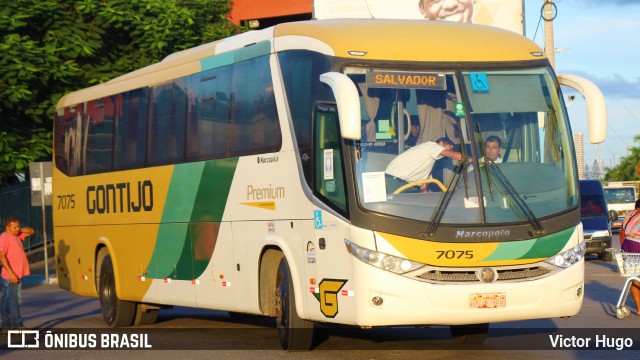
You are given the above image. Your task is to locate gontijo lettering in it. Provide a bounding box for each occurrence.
[86,180,153,214]
[367,71,446,90]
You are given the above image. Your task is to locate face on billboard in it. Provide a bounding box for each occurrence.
[419,0,474,23]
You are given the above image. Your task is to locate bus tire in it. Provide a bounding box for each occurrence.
[99,253,136,328]
[95,247,110,295]
[275,257,313,351]
[450,323,489,344]
[133,304,159,326]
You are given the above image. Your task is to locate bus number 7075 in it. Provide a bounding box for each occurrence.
[436,250,474,259]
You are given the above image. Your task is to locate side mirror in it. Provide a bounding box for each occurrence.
[320,72,361,140]
[609,210,619,222]
[557,73,607,144]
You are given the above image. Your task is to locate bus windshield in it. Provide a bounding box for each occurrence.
[351,66,578,225]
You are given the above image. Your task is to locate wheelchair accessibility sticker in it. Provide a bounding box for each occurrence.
[470,72,490,93]
[314,210,323,229]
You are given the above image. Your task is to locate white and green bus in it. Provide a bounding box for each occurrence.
[53,19,607,350]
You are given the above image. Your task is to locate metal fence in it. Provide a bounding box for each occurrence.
[0,182,53,253]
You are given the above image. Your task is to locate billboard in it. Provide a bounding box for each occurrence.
[313,0,523,34]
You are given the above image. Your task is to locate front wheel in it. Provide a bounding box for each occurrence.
[450,323,489,344]
[275,257,314,351]
[133,303,159,326]
[99,254,136,327]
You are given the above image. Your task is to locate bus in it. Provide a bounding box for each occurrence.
[53,19,607,350]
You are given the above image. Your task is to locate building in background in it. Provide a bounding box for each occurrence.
[228,0,312,29]
[573,133,585,179]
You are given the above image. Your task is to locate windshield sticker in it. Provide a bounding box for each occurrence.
[454,102,466,117]
[464,196,480,208]
[376,120,393,140]
[367,71,446,90]
[324,149,334,180]
[362,172,387,203]
[470,72,490,93]
[378,119,390,132]
[325,180,336,193]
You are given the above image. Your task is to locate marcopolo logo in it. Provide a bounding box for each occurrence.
[455,228,511,240]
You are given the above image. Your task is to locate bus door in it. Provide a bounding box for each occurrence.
[307,103,354,320]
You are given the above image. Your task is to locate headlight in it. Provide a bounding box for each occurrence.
[544,242,585,269]
[592,230,610,237]
[344,239,424,274]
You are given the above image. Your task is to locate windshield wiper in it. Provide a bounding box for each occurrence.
[482,157,545,235]
[425,159,470,238]
[424,115,472,238]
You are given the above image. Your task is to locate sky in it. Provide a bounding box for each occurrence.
[522,0,640,173]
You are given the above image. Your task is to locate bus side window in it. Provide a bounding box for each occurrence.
[314,103,347,214]
[148,80,187,165]
[85,97,114,174]
[114,89,148,170]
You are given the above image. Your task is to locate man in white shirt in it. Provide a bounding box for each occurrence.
[385,137,464,193]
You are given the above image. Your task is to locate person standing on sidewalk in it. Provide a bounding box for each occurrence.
[0,216,35,331]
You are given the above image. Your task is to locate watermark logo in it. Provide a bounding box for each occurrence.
[7,330,40,348]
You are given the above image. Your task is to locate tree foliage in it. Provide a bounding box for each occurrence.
[605,135,640,181]
[0,0,236,183]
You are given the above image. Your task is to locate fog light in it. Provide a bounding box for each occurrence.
[371,296,383,306]
[577,286,583,298]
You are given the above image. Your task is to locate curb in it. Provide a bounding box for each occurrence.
[22,275,57,287]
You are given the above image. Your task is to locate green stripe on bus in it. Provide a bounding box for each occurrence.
[146,159,238,280]
[200,41,271,72]
[190,158,238,222]
[161,162,205,223]
[201,52,234,71]
[234,41,271,62]
[146,223,190,279]
[481,226,575,262]
[519,226,575,259]
[481,239,536,261]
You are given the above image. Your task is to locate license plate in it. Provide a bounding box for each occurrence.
[469,293,506,309]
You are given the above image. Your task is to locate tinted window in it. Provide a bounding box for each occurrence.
[230,56,281,156]
[148,79,188,165]
[278,51,332,185]
[188,67,231,160]
[114,89,149,170]
[84,98,114,174]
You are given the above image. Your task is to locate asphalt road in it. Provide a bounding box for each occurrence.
[1,237,639,359]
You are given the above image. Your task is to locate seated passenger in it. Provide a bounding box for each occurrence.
[405,117,421,149]
[581,198,603,216]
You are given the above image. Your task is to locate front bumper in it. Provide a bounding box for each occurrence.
[584,236,611,255]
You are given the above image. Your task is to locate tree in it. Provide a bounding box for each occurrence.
[0,0,236,183]
[605,135,640,181]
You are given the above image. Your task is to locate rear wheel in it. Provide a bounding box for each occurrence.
[450,323,489,344]
[99,253,136,327]
[275,257,313,351]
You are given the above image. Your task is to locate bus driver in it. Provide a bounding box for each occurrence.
[385,137,466,193]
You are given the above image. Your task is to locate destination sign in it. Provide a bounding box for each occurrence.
[366,71,446,90]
